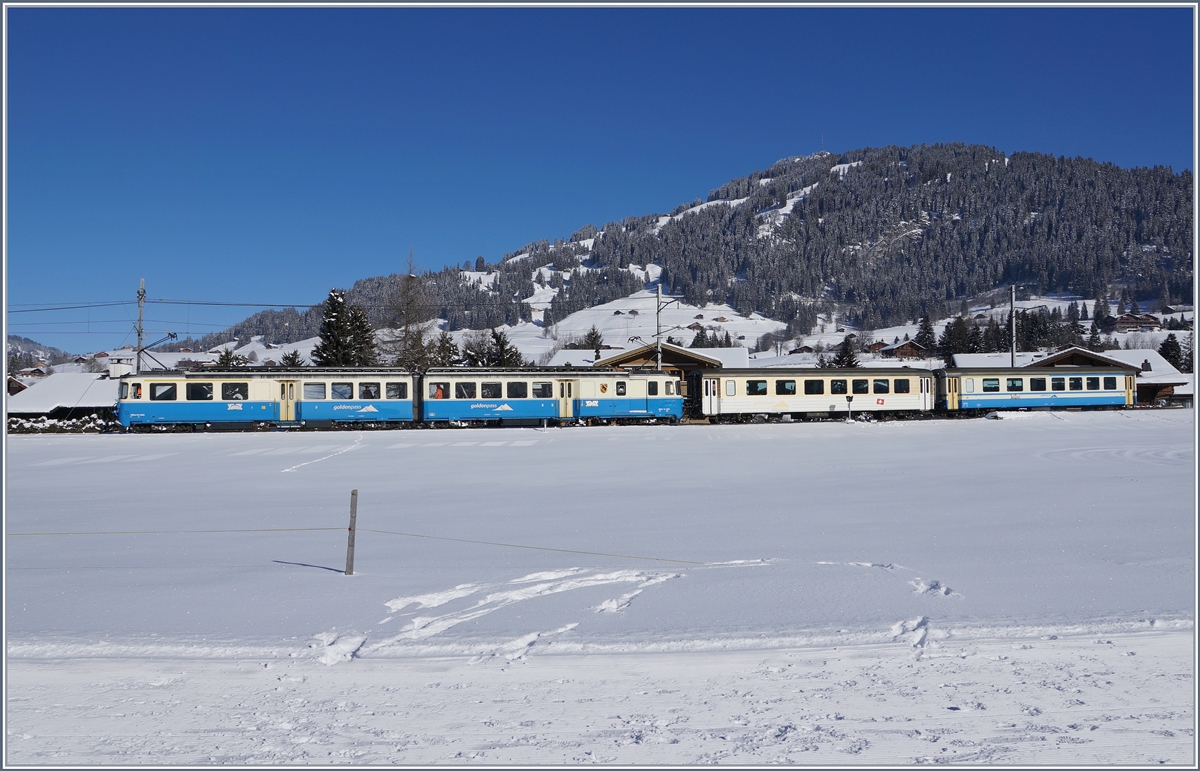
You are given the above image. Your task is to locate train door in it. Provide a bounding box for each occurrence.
[557,380,575,419]
[1125,374,1136,405]
[920,377,932,410]
[279,380,298,421]
[703,377,720,415]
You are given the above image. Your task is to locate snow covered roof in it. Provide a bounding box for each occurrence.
[1086,348,1180,375]
[5,373,120,415]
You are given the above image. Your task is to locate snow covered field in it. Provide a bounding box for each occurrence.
[5,410,1195,764]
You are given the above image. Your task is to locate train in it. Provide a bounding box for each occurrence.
[115,363,1137,430]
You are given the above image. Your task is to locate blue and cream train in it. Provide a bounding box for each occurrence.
[115,362,1138,429]
[116,367,683,429]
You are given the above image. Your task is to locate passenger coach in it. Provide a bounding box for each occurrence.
[935,367,1135,411]
[693,367,935,420]
[420,368,682,424]
[117,369,417,428]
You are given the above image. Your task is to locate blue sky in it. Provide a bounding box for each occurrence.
[5,6,1194,354]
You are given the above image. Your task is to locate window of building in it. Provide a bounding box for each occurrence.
[1029,378,1046,392]
[747,380,768,396]
[1006,378,1023,392]
[533,382,553,398]
[1069,377,1083,391]
[150,383,177,401]
[873,379,890,394]
[852,379,869,394]
[455,382,476,399]
[776,380,797,395]
[359,382,381,399]
[725,380,736,396]
[481,382,502,398]
[982,378,1000,392]
[830,379,847,395]
[385,382,407,399]
[507,381,528,399]
[428,382,449,399]
[894,379,910,394]
[302,382,325,400]
[1086,376,1100,391]
[647,381,658,396]
[1051,377,1066,391]
[331,382,353,400]
[1103,376,1117,390]
[615,381,627,396]
[803,379,823,395]
[186,383,213,401]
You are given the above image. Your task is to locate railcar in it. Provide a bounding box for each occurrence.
[420,368,683,424]
[690,367,936,421]
[117,369,418,429]
[935,367,1136,411]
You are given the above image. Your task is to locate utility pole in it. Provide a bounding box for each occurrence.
[656,284,663,371]
[1010,284,1017,367]
[136,278,146,375]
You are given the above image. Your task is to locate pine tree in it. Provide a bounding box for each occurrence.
[348,305,377,366]
[1087,322,1103,352]
[216,347,249,368]
[913,315,936,351]
[488,329,526,367]
[1181,333,1193,374]
[1158,333,1183,371]
[312,289,356,367]
[280,350,305,367]
[831,335,859,368]
[430,330,459,366]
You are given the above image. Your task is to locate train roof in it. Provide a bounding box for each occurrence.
[699,367,936,376]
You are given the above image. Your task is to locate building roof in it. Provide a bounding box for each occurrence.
[547,342,750,370]
[880,339,926,352]
[5,373,120,415]
[1085,348,1180,375]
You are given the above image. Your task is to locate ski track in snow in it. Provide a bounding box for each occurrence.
[6,631,1192,765]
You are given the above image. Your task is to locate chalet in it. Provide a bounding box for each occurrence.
[5,373,119,421]
[686,322,705,331]
[867,340,888,354]
[7,376,28,396]
[879,340,927,359]
[1162,304,1192,314]
[713,317,729,323]
[1113,313,1161,333]
[789,345,814,354]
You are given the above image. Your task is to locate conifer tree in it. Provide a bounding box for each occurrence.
[913,315,937,351]
[831,335,859,368]
[348,305,377,366]
[1087,322,1103,352]
[430,330,459,366]
[488,329,526,367]
[279,350,305,367]
[1158,333,1183,371]
[312,289,372,367]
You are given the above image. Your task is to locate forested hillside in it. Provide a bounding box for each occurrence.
[164,143,1193,352]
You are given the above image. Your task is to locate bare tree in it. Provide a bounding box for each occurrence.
[381,249,437,368]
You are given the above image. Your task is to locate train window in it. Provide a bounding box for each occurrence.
[852,379,869,394]
[665,381,674,396]
[873,379,890,394]
[149,383,177,401]
[455,382,477,399]
[776,380,797,395]
[894,379,910,394]
[962,378,974,393]
[1103,376,1117,390]
[616,381,627,396]
[982,378,1000,392]
[1029,378,1046,392]
[647,381,658,396]
[224,382,249,400]
[386,382,407,399]
[725,380,736,396]
[120,382,129,399]
[1051,377,1066,391]
[802,380,823,395]
[331,382,353,400]
[428,382,450,399]
[186,383,214,401]
[481,382,502,398]
[532,382,553,398]
[302,382,325,400]
[359,382,381,399]
[507,381,528,399]
[1006,378,1023,392]
[129,383,142,399]
[1069,377,1083,391]
[746,380,768,396]
[830,379,847,395]
[1086,376,1100,391]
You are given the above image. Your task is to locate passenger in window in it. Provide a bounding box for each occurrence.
[429,382,449,399]
[359,382,381,399]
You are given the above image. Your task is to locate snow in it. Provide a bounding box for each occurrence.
[4,373,119,414]
[651,198,749,234]
[830,160,863,178]
[5,410,1194,764]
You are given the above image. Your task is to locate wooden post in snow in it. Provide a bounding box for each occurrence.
[345,489,358,576]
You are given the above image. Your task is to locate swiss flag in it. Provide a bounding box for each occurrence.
[876,398,885,405]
